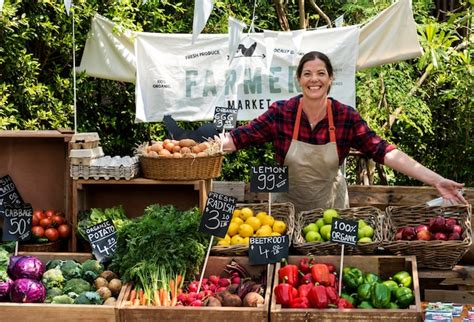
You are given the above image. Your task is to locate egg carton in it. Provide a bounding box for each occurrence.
[70,156,140,180]
[70,132,101,149]
[69,147,105,165]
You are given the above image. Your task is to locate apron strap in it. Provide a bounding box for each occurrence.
[292,98,336,143]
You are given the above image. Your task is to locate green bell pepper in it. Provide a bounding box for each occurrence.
[382,280,399,301]
[358,300,374,309]
[394,286,414,308]
[342,267,364,291]
[388,302,400,309]
[363,272,382,285]
[357,283,372,301]
[340,292,357,306]
[392,271,412,288]
[370,283,391,308]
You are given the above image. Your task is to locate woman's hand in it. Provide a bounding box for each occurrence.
[434,178,467,205]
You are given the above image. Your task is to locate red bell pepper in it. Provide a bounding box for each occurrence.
[274,283,294,308]
[322,262,336,274]
[325,286,339,304]
[290,297,310,308]
[278,263,299,287]
[298,257,316,274]
[328,273,336,287]
[298,282,314,298]
[299,272,313,285]
[308,285,328,309]
[292,286,298,299]
[311,263,330,286]
[337,298,353,309]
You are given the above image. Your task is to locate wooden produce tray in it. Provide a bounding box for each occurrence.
[0,252,126,322]
[118,256,273,322]
[270,255,422,322]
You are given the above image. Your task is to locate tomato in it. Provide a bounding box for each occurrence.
[57,224,71,239]
[33,210,46,221]
[44,228,59,242]
[51,215,65,227]
[45,209,56,218]
[32,215,39,226]
[40,218,53,229]
[32,226,44,238]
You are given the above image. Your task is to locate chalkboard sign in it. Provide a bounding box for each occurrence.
[0,175,24,218]
[330,217,359,246]
[250,166,289,193]
[199,191,236,238]
[249,235,289,265]
[2,203,33,242]
[213,106,238,130]
[86,220,117,263]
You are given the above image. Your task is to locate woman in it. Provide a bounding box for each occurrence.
[219,51,466,213]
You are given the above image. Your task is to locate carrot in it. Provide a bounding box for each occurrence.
[129,289,137,302]
[133,298,140,306]
[176,274,183,289]
[153,289,161,306]
[138,289,144,306]
[140,293,147,306]
[159,288,165,306]
[169,279,176,306]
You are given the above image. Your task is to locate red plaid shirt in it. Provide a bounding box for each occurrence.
[230,95,396,165]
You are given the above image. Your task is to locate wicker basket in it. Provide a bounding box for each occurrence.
[19,240,65,252]
[292,206,384,255]
[211,202,295,255]
[139,153,224,180]
[383,204,472,270]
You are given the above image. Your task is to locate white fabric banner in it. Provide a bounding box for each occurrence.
[0,0,4,13]
[135,26,359,122]
[64,0,72,15]
[192,0,214,44]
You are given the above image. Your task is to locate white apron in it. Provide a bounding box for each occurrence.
[273,99,349,213]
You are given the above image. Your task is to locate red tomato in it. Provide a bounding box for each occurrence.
[40,218,53,229]
[44,228,59,242]
[32,215,39,226]
[51,215,65,227]
[32,226,44,238]
[45,209,56,218]
[33,210,46,221]
[57,224,71,239]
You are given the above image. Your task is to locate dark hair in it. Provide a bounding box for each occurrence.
[296,51,333,79]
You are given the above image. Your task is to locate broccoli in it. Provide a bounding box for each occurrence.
[46,259,64,271]
[81,259,104,283]
[42,268,65,289]
[45,287,64,303]
[63,278,92,295]
[60,260,82,279]
[73,291,103,305]
[51,294,74,304]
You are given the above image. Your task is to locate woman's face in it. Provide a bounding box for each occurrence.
[298,58,333,101]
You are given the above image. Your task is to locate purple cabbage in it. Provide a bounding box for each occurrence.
[11,256,45,281]
[9,278,46,303]
[7,256,23,277]
[0,276,13,301]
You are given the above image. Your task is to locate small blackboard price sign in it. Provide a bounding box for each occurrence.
[250,166,289,193]
[2,203,33,242]
[0,175,24,218]
[249,235,289,265]
[330,217,359,246]
[86,220,117,262]
[199,191,236,238]
[213,106,238,130]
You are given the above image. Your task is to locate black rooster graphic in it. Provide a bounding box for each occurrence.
[162,115,218,143]
[237,42,257,57]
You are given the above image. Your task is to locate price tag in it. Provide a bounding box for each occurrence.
[250,166,289,193]
[199,192,236,238]
[0,175,24,218]
[86,220,117,263]
[213,106,238,130]
[249,235,289,265]
[2,203,32,242]
[330,217,359,246]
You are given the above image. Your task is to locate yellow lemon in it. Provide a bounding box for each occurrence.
[238,223,254,238]
[217,239,230,246]
[256,212,268,221]
[224,234,231,242]
[231,217,244,225]
[261,215,275,227]
[240,207,254,221]
[242,237,250,245]
[256,225,273,237]
[227,222,240,237]
[231,235,244,245]
[271,232,281,236]
[232,209,242,218]
[245,216,262,231]
[273,220,287,234]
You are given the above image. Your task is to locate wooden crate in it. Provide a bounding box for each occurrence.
[0,252,126,322]
[270,255,422,322]
[118,256,273,322]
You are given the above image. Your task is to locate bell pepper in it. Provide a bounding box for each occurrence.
[392,271,412,288]
[299,257,316,274]
[358,300,374,309]
[278,263,299,287]
[342,266,364,290]
[325,286,339,304]
[337,298,354,309]
[311,263,330,286]
[290,297,310,308]
[308,285,328,309]
[382,280,399,300]
[363,272,382,285]
[388,302,400,309]
[340,292,357,306]
[274,283,294,308]
[328,273,337,288]
[394,286,414,308]
[298,282,314,298]
[292,286,298,299]
[370,283,391,308]
[357,283,372,301]
[322,262,336,274]
[299,272,313,285]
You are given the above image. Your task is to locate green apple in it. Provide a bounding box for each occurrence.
[319,224,332,241]
[360,225,374,238]
[303,223,319,235]
[315,218,325,229]
[323,208,339,225]
[358,219,367,229]
[305,231,322,242]
[358,237,373,244]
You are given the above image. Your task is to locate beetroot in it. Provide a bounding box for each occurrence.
[434,232,448,241]
[402,227,416,240]
[448,232,461,240]
[429,215,446,233]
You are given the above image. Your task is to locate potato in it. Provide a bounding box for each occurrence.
[108,279,123,296]
[148,151,159,157]
[163,142,175,152]
[97,286,112,300]
[149,143,163,153]
[172,145,181,153]
[191,145,202,154]
[172,152,183,158]
[196,152,208,157]
[180,147,191,154]
[159,149,172,157]
[198,142,210,151]
[103,297,117,306]
[100,270,118,282]
[178,139,197,147]
[95,277,108,289]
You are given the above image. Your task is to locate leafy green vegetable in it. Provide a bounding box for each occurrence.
[45,287,64,303]
[81,259,104,283]
[63,278,91,295]
[46,259,65,271]
[77,206,129,241]
[42,268,65,289]
[51,294,74,304]
[0,248,9,272]
[60,260,82,280]
[74,291,103,305]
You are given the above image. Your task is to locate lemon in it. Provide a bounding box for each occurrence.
[231,217,244,225]
[246,216,262,231]
[256,225,273,237]
[273,220,287,234]
[231,235,244,245]
[238,223,254,238]
[240,207,254,221]
[233,209,242,218]
[242,237,250,245]
[227,222,240,237]
[261,215,275,227]
[256,212,268,221]
[271,232,281,236]
[217,239,230,246]
[217,233,231,242]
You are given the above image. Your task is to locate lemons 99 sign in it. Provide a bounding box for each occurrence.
[250,166,289,193]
